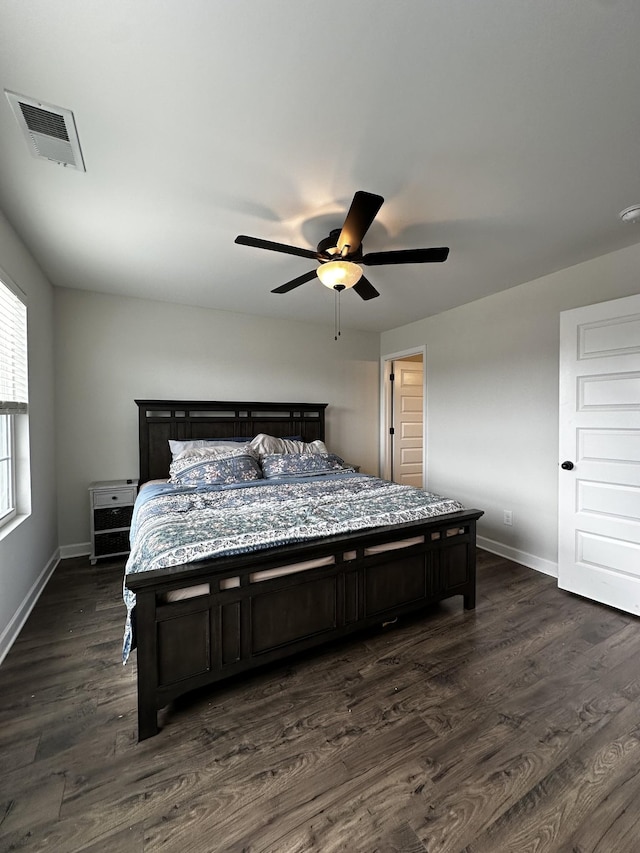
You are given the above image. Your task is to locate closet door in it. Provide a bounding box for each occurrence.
[392,359,424,487]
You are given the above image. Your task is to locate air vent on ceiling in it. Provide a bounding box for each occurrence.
[5,90,86,171]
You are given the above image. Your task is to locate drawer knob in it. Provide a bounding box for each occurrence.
[111,495,118,500]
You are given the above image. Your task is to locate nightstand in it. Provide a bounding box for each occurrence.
[89,479,138,565]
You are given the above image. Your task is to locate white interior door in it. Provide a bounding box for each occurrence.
[558,293,640,615]
[392,359,424,487]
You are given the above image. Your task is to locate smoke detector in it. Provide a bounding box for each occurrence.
[5,90,85,171]
[619,205,640,224]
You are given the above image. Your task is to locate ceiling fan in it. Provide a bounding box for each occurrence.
[235,191,449,301]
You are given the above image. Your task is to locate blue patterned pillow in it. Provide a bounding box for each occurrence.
[170,449,262,486]
[261,453,351,479]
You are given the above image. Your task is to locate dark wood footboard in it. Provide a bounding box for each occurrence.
[126,508,483,740]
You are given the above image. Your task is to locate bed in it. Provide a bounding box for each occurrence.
[124,400,483,740]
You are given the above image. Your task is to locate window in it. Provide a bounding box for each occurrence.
[0,275,28,528]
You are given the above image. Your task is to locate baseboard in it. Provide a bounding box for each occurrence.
[0,548,60,665]
[477,536,558,578]
[59,541,91,559]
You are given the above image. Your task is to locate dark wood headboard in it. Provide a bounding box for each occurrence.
[136,400,328,484]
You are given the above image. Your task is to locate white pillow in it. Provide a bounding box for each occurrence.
[249,433,328,458]
[169,438,251,460]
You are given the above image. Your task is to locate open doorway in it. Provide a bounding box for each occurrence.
[380,347,426,486]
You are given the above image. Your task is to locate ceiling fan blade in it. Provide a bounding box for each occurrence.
[235,234,318,261]
[352,275,379,301]
[337,191,384,254]
[362,247,450,266]
[271,269,318,294]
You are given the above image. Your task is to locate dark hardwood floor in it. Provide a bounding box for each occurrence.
[1,550,640,852]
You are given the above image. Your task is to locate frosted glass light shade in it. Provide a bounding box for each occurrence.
[317,260,363,289]
[619,205,640,224]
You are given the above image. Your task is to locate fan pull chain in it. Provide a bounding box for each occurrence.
[334,284,345,340]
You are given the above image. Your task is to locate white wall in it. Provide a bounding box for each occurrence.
[54,288,380,550]
[381,241,640,574]
[0,210,57,662]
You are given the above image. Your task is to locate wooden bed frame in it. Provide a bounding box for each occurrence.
[126,400,483,740]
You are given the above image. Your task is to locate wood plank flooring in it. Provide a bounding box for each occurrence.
[1,550,640,852]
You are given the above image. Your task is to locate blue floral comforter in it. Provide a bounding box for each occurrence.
[122,473,464,661]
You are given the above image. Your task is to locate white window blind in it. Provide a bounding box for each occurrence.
[0,280,28,414]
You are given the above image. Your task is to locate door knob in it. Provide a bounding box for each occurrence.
[561,461,574,470]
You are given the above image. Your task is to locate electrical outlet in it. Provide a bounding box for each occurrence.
[503,510,513,526]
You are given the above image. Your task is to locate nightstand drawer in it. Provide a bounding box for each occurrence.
[93,487,137,508]
[94,504,134,531]
[94,530,131,557]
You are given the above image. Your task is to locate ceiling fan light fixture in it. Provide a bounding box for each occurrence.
[317,260,363,289]
[619,205,640,224]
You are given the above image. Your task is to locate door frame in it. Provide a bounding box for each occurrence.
[379,346,427,486]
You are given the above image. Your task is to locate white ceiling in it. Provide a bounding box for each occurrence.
[1,1,639,333]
